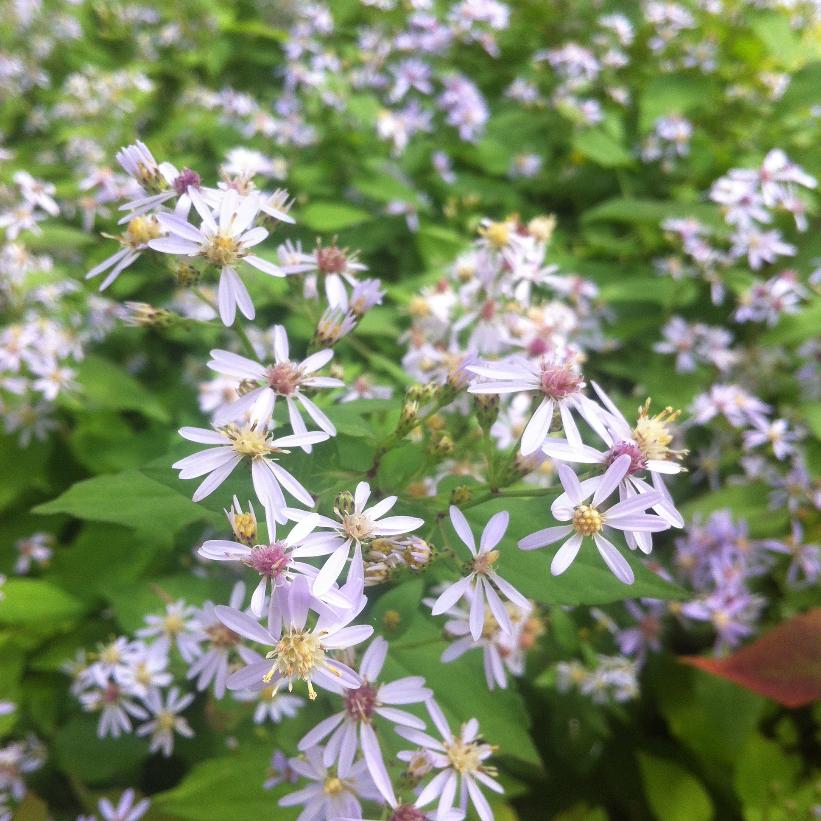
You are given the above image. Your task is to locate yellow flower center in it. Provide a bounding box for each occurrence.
[163,613,185,635]
[323,776,344,796]
[224,426,272,458]
[157,711,176,732]
[480,221,511,249]
[232,512,257,543]
[445,737,483,775]
[572,504,604,536]
[204,232,241,266]
[264,630,328,700]
[125,216,162,247]
[632,399,683,462]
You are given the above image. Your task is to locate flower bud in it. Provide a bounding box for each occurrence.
[175,262,201,287]
[474,393,500,433]
[450,485,473,506]
[334,490,355,518]
[123,302,177,328]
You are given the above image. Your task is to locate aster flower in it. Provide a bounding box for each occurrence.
[219,575,372,700]
[431,507,530,640]
[85,215,164,291]
[136,599,202,663]
[79,682,148,739]
[96,789,150,821]
[278,746,381,820]
[136,687,195,756]
[518,455,669,584]
[148,187,284,325]
[467,353,609,455]
[288,481,424,595]
[433,592,528,690]
[396,701,502,821]
[186,582,251,699]
[199,510,327,628]
[172,423,328,522]
[207,327,343,439]
[760,520,820,589]
[297,636,431,804]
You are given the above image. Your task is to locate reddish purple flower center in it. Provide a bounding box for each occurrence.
[344,681,378,721]
[245,542,290,578]
[265,362,301,395]
[606,441,647,475]
[527,337,551,357]
[539,363,582,399]
[480,299,496,321]
[390,807,426,821]
[316,245,348,274]
[173,168,201,195]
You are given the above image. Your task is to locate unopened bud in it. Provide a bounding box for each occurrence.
[334,491,355,518]
[382,609,402,633]
[403,536,433,570]
[450,485,473,506]
[329,363,344,381]
[123,302,177,328]
[429,433,454,457]
[396,400,419,435]
[175,262,201,287]
[474,393,500,433]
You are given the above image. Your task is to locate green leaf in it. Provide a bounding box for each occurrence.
[33,469,222,538]
[681,483,788,537]
[152,749,294,821]
[70,354,170,422]
[0,435,52,511]
[651,658,765,770]
[324,405,375,439]
[0,579,85,625]
[582,198,724,229]
[734,734,802,821]
[572,128,633,168]
[637,752,713,821]
[298,201,371,231]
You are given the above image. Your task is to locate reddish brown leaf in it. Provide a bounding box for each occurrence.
[679,608,821,708]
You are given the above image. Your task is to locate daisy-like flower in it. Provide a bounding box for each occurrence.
[79,682,148,739]
[172,423,328,522]
[397,701,503,821]
[186,583,250,699]
[467,353,609,455]
[85,215,164,291]
[199,509,323,627]
[278,745,381,821]
[208,326,343,439]
[432,592,529,690]
[218,575,372,700]
[431,507,530,640]
[288,481,425,596]
[285,240,368,310]
[518,455,669,584]
[149,187,284,325]
[137,599,202,663]
[297,636,432,804]
[236,689,305,725]
[542,383,687,535]
[136,687,195,756]
[97,789,150,821]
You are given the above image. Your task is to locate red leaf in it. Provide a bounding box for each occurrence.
[679,608,821,708]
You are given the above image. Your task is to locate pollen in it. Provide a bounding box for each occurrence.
[632,399,685,462]
[264,629,326,700]
[204,232,241,266]
[232,512,257,544]
[224,425,272,458]
[479,220,511,249]
[445,736,484,775]
[572,504,604,536]
[124,216,162,247]
[323,776,344,796]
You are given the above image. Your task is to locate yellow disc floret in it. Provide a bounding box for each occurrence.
[572,504,604,536]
